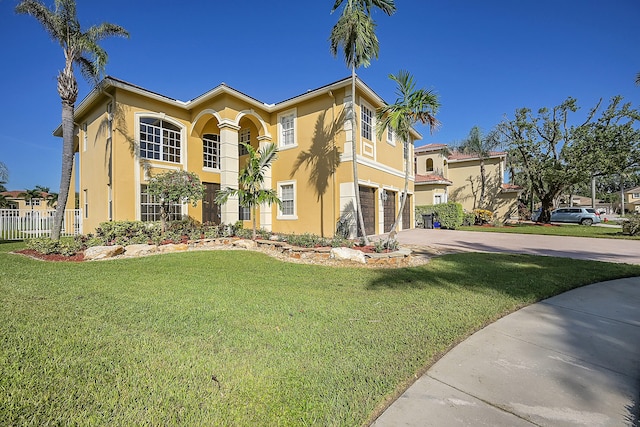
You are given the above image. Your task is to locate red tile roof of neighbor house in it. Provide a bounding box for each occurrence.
[415,174,453,185]
[414,143,447,154]
[1,191,51,198]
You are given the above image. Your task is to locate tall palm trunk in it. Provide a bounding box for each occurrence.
[387,139,410,241]
[351,67,368,244]
[479,159,486,209]
[52,100,75,240]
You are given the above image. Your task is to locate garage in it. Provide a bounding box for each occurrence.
[358,186,376,237]
[383,190,396,232]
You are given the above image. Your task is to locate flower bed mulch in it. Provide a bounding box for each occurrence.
[16,249,84,262]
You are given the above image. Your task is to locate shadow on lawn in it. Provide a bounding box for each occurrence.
[365,252,623,301]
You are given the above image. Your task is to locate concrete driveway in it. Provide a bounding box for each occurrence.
[394,228,640,264]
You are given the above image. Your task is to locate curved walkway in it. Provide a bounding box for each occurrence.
[372,229,640,426]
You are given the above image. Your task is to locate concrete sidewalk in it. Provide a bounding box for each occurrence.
[372,277,640,426]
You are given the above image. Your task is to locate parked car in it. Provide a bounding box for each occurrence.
[532,207,601,225]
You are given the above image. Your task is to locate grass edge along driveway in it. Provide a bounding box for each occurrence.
[2,242,639,426]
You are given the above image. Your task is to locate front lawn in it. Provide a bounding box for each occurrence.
[2,241,639,425]
[458,222,639,239]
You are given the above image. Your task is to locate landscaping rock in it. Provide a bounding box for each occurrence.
[157,243,189,253]
[124,244,158,257]
[233,239,258,249]
[330,247,366,264]
[84,245,125,260]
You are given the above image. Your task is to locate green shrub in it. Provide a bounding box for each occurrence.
[462,212,475,226]
[374,239,399,253]
[415,203,464,229]
[26,237,84,256]
[622,217,640,236]
[95,221,161,246]
[284,233,324,248]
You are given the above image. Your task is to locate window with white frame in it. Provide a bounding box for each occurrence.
[140,185,182,222]
[361,104,373,140]
[278,181,296,218]
[83,189,88,218]
[25,199,41,206]
[387,128,395,145]
[278,110,296,148]
[239,195,251,221]
[82,122,87,152]
[139,117,182,163]
[633,193,640,199]
[239,128,250,156]
[203,133,220,169]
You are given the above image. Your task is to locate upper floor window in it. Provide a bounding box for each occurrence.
[239,128,250,156]
[25,199,41,206]
[426,158,434,172]
[633,193,640,199]
[203,134,220,169]
[387,128,395,145]
[361,105,373,140]
[278,110,296,148]
[140,117,181,163]
[82,122,87,152]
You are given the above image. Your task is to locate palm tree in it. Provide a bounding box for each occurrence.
[46,192,59,209]
[16,0,128,240]
[330,0,395,243]
[18,188,44,211]
[377,70,440,241]
[216,143,282,240]
[636,72,640,86]
[457,126,501,209]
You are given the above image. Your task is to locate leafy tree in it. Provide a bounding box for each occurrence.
[46,192,59,208]
[0,194,11,209]
[456,126,501,209]
[16,0,128,240]
[0,162,8,193]
[496,98,600,223]
[330,0,395,243]
[376,70,440,240]
[571,96,640,213]
[19,188,44,211]
[216,143,281,240]
[147,170,205,233]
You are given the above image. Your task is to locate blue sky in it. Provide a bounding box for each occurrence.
[1,0,639,191]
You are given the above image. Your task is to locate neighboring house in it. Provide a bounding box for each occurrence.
[624,186,640,212]
[413,144,521,220]
[57,76,420,237]
[0,191,51,216]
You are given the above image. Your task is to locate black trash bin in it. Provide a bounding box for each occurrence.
[422,213,433,229]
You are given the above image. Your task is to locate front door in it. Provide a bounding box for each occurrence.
[203,182,221,224]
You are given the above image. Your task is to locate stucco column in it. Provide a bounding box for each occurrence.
[258,136,273,231]
[218,121,240,224]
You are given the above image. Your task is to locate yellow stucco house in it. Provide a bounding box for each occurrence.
[413,143,521,221]
[0,191,52,215]
[59,76,420,237]
[624,186,640,213]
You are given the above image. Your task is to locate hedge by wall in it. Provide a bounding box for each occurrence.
[415,203,464,229]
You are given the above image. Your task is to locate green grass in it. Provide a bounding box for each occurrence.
[2,241,640,425]
[458,222,640,239]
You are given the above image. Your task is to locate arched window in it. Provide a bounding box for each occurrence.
[426,158,434,172]
[139,117,181,163]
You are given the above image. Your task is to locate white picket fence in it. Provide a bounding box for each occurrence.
[0,209,82,240]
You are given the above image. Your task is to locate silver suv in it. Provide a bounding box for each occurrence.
[538,207,601,225]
